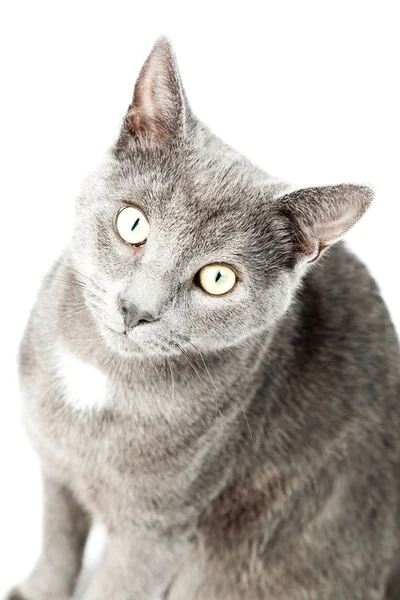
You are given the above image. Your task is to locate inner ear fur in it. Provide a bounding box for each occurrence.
[278,184,374,263]
[124,37,187,146]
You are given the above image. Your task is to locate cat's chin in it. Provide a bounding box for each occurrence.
[101,326,151,356]
[100,324,175,358]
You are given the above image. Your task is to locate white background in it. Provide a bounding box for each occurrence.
[0,1,399,596]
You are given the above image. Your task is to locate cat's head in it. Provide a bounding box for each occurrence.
[72,37,373,357]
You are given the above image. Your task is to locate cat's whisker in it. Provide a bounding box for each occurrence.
[58,262,107,293]
[59,306,90,320]
[166,357,176,406]
[191,343,252,435]
[187,342,225,421]
[188,342,218,391]
[190,340,252,436]
[179,346,225,421]
[60,301,87,314]
[44,281,87,294]
[59,262,96,283]
[179,347,211,393]
[48,275,87,288]
[253,334,283,360]
[233,393,253,440]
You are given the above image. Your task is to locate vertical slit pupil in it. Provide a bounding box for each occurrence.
[131,217,140,232]
[215,271,222,283]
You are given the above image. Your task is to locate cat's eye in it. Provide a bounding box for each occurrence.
[115,205,150,246]
[197,264,237,296]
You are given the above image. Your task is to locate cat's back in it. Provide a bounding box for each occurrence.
[277,242,399,462]
[292,242,400,462]
[301,242,399,361]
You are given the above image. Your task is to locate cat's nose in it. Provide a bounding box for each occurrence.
[120,299,158,329]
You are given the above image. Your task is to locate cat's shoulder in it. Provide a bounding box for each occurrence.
[19,253,72,375]
[300,242,397,348]
[306,242,382,306]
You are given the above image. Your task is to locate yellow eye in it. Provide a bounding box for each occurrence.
[116,206,150,246]
[198,264,237,296]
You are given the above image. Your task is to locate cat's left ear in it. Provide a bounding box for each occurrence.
[123,37,187,146]
[278,184,374,264]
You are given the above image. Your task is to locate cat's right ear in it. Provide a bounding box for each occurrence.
[277,184,374,266]
[121,37,188,148]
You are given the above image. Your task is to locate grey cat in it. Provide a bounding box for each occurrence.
[7,37,400,600]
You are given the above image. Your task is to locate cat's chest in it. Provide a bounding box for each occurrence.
[22,345,232,524]
[53,345,170,419]
[23,348,191,490]
[57,348,110,411]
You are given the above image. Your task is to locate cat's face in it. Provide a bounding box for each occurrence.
[73,151,295,357]
[71,38,372,358]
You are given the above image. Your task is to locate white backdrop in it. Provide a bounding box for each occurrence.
[0,1,399,595]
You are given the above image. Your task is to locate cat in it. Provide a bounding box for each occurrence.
[6,37,400,600]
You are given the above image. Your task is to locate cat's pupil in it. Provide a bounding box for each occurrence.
[131,217,140,232]
[215,271,222,283]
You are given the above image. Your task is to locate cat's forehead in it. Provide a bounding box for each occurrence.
[107,171,279,257]
[108,138,287,227]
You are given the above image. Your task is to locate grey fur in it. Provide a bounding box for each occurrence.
[7,37,400,600]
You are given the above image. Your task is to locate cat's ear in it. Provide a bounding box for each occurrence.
[124,37,187,146]
[279,184,374,264]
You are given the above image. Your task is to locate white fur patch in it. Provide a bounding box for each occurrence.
[57,348,108,411]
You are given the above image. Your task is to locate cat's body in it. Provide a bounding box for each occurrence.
[8,38,400,600]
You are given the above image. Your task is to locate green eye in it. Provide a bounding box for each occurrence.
[116,206,150,246]
[198,264,237,295]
